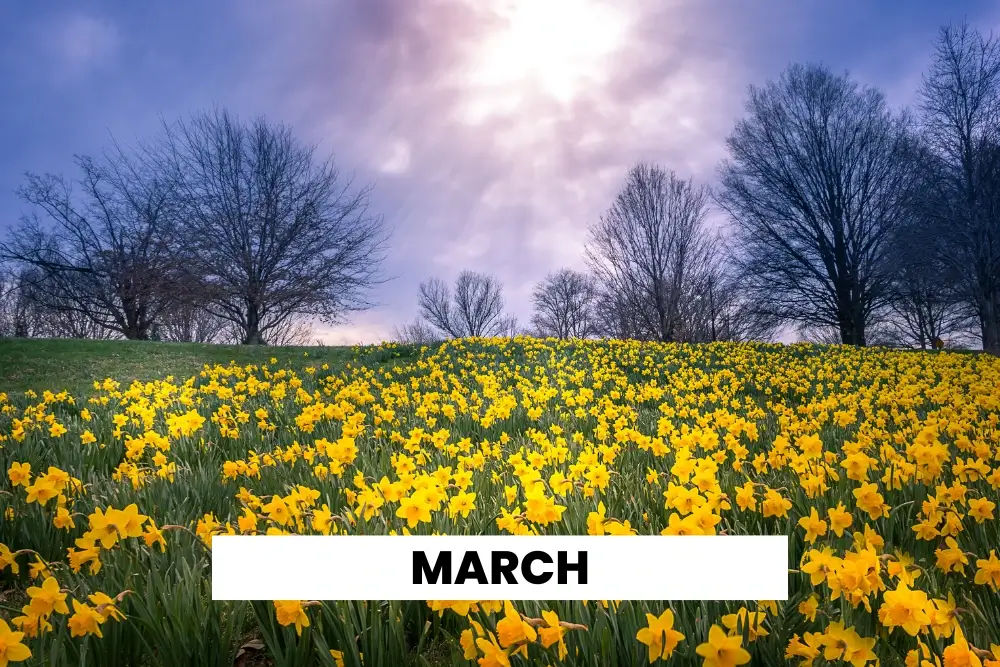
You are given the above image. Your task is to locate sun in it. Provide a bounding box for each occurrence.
[462,0,629,115]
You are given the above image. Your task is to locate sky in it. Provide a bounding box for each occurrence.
[1,0,998,344]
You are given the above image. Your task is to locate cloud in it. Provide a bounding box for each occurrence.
[377,140,412,175]
[195,2,786,345]
[48,13,118,78]
[315,313,394,346]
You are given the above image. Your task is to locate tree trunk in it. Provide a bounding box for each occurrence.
[122,317,150,340]
[243,305,266,345]
[837,310,866,346]
[122,325,150,340]
[243,330,266,345]
[981,292,1000,354]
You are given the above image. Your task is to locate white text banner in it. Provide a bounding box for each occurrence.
[211,535,789,601]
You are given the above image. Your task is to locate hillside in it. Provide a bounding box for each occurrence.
[0,338,354,396]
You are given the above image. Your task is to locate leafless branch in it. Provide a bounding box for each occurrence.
[716,63,920,345]
[417,271,514,338]
[158,109,390,345]
[530,268,598,339]
[586,163,717,342]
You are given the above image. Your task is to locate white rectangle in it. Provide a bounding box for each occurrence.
[212,535,788,601]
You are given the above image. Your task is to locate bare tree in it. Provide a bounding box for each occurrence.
[157,302,229,343]
[45,309,119,339]
[1,142,189,340]
[392,318,440,345]
[0,267,40,338]
[266,317,316,347]
[886,199,973,348]
[530,269,598,339]
[917,22,1000,353]
[495,314,521,338]
[28,267,124,339]
[592,288,649,340]
[0,274,10,337]
[160,109,389,345]
[681,247,780,343]
[586,163,716,342]
[716,63,920,346]
[885,271,970,348]
[0,268,18,336]
[418,277,458,337]
[797,321,901,348]
[0,265,119,339]
[417,271,514,338]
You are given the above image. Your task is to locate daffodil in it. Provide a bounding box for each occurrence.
[636,608,685,662]
[273,600,310,636]
[0,619,31,665]
[696,624,751,667]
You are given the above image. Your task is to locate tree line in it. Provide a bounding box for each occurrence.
[0,110,389,345]
[398,22,1000,352]
[3,22,999,352]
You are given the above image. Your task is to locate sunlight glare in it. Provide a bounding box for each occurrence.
[462,0,629,118]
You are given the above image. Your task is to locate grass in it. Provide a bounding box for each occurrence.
[0,338,353,396]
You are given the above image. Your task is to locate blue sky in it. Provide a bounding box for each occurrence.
[1,0,997,343]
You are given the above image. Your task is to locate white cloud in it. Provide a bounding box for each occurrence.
[50,13,119,77]
[378,139,412,174]
[315,315,393,345]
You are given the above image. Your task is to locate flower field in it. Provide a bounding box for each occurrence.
[1,338,999,667]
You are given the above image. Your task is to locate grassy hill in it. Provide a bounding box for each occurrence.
[4,338,1000,667]
[0,338,353,396]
